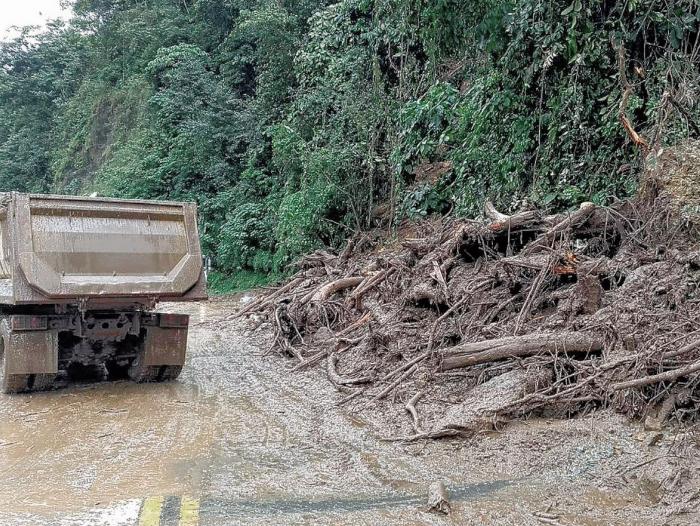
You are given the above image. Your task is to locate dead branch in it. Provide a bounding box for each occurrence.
[405,389,425,434]
[485,203,541,234]
[231,276,305,319]
[347,268,394,307]
[383,352,430,382]
[291,337,362,372]
[616,42,650,152]
[662,337,700,360]
[521,202,597,256]
[327,353,374,386]
[374,365,418,400]
[613,357,700,391]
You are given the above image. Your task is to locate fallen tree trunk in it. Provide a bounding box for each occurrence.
[662,337,700,360]
[311,276,363,302]
[484,201,541,233]
[422,366,553,438]
[440,332,603,371]
[426,481,451,514]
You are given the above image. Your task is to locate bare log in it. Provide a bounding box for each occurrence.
[484,201,509,223]
[431,366,553,434]
[441,332,562,356]
[484,200,543,233]
[662,337,700,360]
[311,276,364,302]
[440,332,603,371]
[426,481,451,514]
[299,282,325,305]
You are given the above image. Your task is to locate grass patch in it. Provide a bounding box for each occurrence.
[207,270,284,296]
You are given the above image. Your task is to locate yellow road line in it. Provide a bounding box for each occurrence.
[179,496,200,526]
[138,496,164,526]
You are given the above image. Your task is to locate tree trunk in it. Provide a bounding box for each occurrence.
[440,332,603,370]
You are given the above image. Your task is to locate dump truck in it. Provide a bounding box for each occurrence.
[0,193,207,393]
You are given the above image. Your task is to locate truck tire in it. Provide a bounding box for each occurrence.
[30,373,56,392]
[128,326,185,383]
[159,365,183,381]
[127,355,160,383]
[128,357,182,383]
[0,321,56,394]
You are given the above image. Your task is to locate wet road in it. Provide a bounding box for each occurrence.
[0,298,675,525]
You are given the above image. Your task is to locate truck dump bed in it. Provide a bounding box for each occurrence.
[0,193,206,305]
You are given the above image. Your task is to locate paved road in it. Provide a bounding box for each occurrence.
[0,298,674,525]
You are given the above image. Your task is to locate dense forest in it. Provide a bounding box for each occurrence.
[1,0,699,284]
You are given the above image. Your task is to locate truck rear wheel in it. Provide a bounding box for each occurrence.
[128,357,183,383]
[127,324,186,383]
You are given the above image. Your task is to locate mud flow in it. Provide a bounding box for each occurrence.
[0,297,695,525]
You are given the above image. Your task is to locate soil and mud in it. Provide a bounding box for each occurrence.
[0,296,698,525]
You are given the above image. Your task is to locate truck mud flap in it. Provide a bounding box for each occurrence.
[2,319,58,375]
[142,326,188,366]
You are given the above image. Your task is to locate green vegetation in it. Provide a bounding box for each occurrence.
[207,270,284,296]
[1,1,699,286]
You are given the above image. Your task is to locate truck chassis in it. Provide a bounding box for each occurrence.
[0,309,190,393]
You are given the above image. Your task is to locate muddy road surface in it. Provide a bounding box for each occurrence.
[0,297,697,525]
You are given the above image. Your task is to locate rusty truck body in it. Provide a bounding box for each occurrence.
[0,193,207,393]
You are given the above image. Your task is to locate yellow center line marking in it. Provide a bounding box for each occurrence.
[179,496,200,526]
[138,496,164,526]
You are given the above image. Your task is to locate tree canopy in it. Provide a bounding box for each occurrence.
[1,0,698,273]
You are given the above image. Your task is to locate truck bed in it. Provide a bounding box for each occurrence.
[0,193,206,306]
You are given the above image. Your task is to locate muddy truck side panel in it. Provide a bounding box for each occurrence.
[0,193,207,393]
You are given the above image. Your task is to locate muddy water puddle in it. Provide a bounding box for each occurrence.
[0,298,673,525]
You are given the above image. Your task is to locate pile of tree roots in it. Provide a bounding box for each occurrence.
[238,188,700,438]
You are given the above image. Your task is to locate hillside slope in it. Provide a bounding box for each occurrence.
[1,0,698,274]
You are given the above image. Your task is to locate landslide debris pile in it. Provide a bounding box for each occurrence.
[238,189,700,438]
